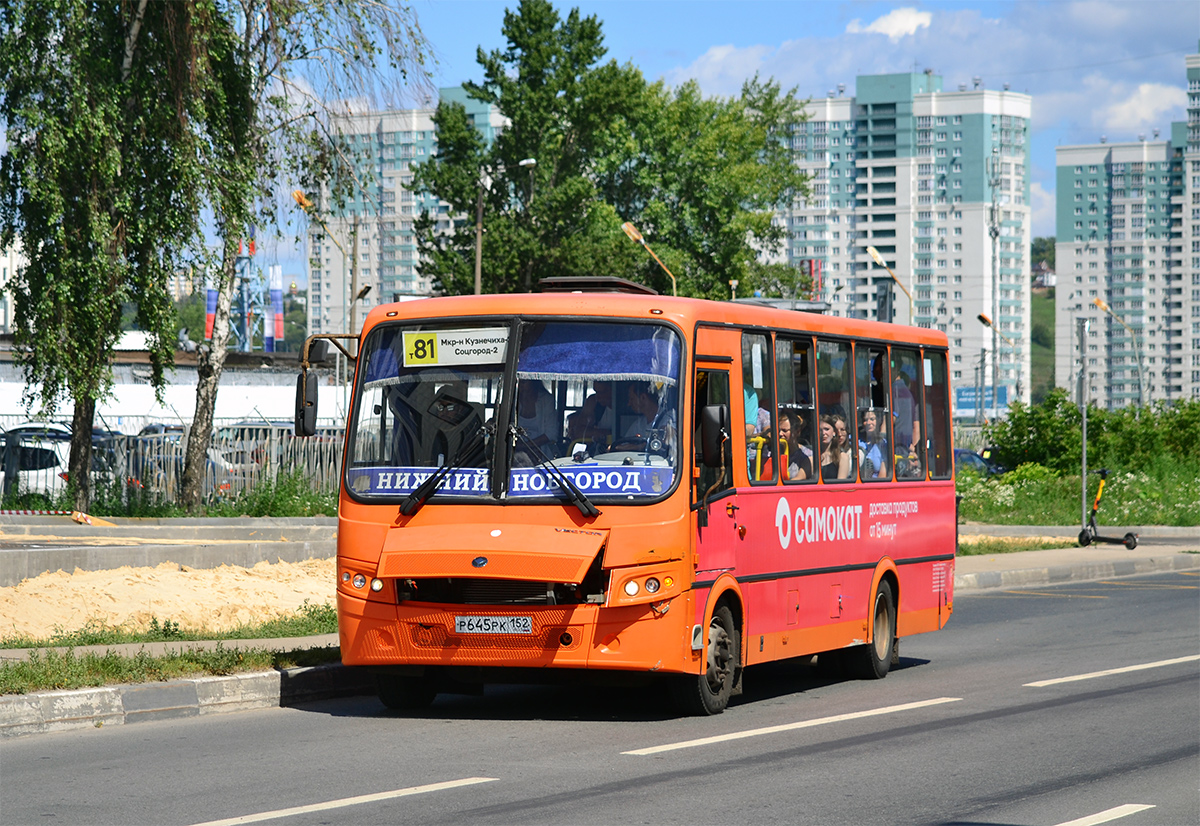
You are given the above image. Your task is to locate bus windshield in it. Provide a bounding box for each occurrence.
[345,319,682,504]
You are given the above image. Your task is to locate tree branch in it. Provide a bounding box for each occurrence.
[121,0,150,82]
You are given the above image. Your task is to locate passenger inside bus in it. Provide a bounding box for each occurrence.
[858,408,889,479]
[760,410,812,481]
[613,382,676,460]
[565,381,615,444]
[819,414,851,480]
[515,379,559,450]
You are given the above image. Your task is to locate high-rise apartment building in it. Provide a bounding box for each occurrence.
[785,72,1032,415]
[304,88,503,336]
[1054,45,1198,407]
[0,241,24,334]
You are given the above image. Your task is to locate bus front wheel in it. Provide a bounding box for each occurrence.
[376,673,437,711]
[671,605,739,716]
[847,580,896,680]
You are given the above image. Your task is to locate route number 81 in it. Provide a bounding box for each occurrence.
[404,332,438,365]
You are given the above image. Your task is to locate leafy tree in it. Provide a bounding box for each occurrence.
[1,0,209,510]
[177,0,430,511]
[414,0,808,299]
[1031,236,1055,270]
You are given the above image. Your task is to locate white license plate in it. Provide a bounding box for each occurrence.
[454,615,533,635]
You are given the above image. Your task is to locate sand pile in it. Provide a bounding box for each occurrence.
[0,558,335,641]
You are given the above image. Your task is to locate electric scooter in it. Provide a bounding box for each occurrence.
[1078,468,1138,549]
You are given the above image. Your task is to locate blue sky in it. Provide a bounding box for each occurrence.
[269,0,1200,284]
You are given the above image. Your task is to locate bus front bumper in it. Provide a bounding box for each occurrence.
[338,590,694,674]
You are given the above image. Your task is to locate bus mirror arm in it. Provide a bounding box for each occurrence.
[699,467,727,529]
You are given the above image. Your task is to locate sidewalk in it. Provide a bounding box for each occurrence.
[2,531,1197,738]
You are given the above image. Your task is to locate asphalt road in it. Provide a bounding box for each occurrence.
[2,572,1197,826]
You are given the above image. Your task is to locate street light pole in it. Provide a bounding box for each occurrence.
[293,189,349,399]
[865,245,913,323]
[1094,297,1145,408]
[621,221,677,296]
[977,313,1021,406]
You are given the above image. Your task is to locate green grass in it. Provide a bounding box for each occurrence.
[957,457,1200,527]
[957,536,1076,555]
[1029,287,1055,404]
[0,644,342,696]
[0,601,337,650]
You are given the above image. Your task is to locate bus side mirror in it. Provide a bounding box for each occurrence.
[295,371,318,437]
[700,404,728,468]
[308,339,331,364]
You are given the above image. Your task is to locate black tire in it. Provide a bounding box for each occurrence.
[376,673,437,711]
[846,580,896,680]
[1124,533,1138,550]
[670,605,739,715]
[1078,529,1092,547]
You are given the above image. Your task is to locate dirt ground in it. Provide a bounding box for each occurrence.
[0,558,335,641]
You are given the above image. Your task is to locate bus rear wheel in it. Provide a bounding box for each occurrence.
[375,673,437,711]
[671,605,739,716]
[847,580,896,680]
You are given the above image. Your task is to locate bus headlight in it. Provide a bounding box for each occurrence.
[352,574,367,589]
[624,580,639,596]
[370,578,384,592]
[644,577,661,594]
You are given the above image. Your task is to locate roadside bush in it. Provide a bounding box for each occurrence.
[958,453,1200,527]
[984,390,1200,475]
[207,470,336,518]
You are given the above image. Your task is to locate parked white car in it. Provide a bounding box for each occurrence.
[2,424,73,499]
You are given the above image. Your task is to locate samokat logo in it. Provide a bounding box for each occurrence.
[775,497,863,549]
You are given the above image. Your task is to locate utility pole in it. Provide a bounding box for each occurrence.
[976,348,986,425]
[1077,317,1089,530]
[349,214,360,353]
[474,178,485,295]
[987,148,1002,411]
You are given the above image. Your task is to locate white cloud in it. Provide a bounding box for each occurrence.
[845,8,932,42]
[1029,181,1056,239]
[663,43,772,93]
[1097,82,1186,133]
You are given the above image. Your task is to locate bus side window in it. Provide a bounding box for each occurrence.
[892,347,925,480]
[742,332,775,483]
[694,370,733,497]
[923,350,953,478]
[776,336,816,483]
[815,339,855,483]
[855,345,892,481]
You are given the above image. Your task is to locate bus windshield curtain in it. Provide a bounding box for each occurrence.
[516,323,680,384]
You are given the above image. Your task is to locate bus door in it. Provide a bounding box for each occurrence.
[692,365,736,572]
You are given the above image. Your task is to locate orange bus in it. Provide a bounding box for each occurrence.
[297,280,956,715]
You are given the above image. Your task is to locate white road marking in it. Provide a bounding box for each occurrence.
[188,777,498,826]
[1052,803,1156,826]
[622,696,962,756]
[1024,654,1200,688]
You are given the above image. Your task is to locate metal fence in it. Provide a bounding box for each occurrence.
[1,426,344,505]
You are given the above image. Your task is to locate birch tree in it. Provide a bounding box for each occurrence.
[178,0,431,511]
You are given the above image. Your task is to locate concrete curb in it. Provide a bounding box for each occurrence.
[953,553,1200,592]
[960,524,1200,538]
[0,539,337,587]
[0,663,373,738]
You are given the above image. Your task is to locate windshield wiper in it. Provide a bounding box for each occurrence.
[511,425,601,519]
[399,423,491,517]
